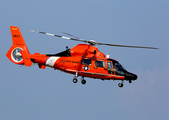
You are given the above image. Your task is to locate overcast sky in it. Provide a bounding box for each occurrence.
[1,0,169,120]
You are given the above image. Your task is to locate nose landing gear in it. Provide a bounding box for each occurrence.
[118,80,124,88]
[118,80,133,87]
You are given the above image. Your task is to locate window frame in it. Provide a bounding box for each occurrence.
[81,59,92,66]
[107,61,113,70]
[95,60,105,68]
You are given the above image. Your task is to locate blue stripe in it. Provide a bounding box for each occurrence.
[44,57,50,65]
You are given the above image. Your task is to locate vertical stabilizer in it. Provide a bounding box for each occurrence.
[6,26,32,67]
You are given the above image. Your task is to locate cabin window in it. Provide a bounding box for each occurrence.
[81,59,91,65]
[95,61,105,68]
[107,62,112,69]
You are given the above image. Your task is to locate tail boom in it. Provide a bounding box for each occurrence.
[6,26,61,69]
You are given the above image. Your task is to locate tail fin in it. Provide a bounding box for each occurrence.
[6,26,32,67]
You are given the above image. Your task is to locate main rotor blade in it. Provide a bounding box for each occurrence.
[30,30,88,43]
[30,30,158,49]
[61,31,82,40]
[97,42,158,49]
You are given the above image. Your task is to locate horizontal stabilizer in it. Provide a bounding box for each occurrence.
[38,64,46,69]
[20,50,32,67]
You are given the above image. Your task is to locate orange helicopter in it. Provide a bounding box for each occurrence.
[6,26,158,87]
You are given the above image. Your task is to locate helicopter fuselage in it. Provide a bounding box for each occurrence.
[30,44,137,81]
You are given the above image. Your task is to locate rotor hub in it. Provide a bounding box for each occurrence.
[88,40,96,46]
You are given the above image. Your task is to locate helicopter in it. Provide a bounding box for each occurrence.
[6,26,158,87]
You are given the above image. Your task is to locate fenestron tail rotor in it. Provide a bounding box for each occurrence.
[30,30,158,49]
[11,48,23,62]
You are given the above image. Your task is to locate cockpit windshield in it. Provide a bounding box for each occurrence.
[108,59,126,71]
[113,61,125,71]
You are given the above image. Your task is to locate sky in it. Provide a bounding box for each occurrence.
[1,0,169,120]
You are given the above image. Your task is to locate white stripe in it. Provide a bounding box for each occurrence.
[46,33,55,36]
[61,36,70,39]
[30,30,35,32]
[46,57,60,67]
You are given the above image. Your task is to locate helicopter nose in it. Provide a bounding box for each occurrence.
[132,74,138,80]
[124,72,138,80]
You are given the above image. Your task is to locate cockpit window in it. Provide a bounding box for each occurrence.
[108,59,125,71]
[107,62,113,69]
[113,61,125,70]
[108,59,126,76]
[81,59,91,65]
[95,61,105,67]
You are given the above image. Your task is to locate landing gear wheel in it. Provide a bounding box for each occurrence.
[118,83,123,88]
[73,78,78,83]
[81,80,86,85]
